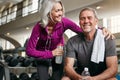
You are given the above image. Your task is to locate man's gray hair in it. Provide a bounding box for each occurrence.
[79,7,98,19]
[39,0,64,28]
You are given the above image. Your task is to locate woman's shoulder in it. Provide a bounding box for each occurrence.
[35,21,41,26]
[62,17,72,21]
[32,22,42,30]
[33,22,42,27]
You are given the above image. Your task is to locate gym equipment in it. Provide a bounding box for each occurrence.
[31,72,39,80]
[10,72,18,80]
[17,56,32,67]
[19,72,30,80]
[4,55,19,67]
[0,46,10,80]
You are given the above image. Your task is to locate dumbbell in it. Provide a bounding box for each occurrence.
[10,72,18,80]
[17,56,32,67]
[0,46,3,60]
[30,58,37,67]
[4,55,19,67]
[19,72,30,80]
[25,57,38,67]
[31,72,39,80]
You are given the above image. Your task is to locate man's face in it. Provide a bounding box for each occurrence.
[79,10,98,33]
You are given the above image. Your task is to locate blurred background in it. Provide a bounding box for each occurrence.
[0,0,120,79]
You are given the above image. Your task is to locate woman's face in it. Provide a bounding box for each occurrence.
[50,2,63,23]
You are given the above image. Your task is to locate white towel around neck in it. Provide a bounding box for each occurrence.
[91,29,105,64]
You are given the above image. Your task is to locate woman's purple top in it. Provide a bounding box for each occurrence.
[26,17,82,59]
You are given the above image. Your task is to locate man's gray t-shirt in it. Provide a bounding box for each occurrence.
[65,32,117,76]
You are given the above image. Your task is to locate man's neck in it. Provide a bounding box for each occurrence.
[84,29,96,41]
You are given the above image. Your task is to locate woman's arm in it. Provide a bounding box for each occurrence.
[62,17,82,33]
[26,23,53,59]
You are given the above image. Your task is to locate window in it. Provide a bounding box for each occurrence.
[7,5,17,23]
[22,0,29,17]
[30,0,39,14]
[108,15,120,33]
[7,8,12,23]
[22,0,39,17]
[0,13,1,25]
[1,10,7,24]
[11,6,17,20]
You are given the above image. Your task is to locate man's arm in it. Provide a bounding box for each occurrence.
[92,56,118,80]
[64,57,82,80]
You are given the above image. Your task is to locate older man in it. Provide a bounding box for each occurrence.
[62,7,118,80]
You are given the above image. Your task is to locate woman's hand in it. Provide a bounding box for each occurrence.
[52,48,64,56]
[101,27,115,40]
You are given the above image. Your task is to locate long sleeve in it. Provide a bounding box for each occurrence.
[62,17,83,33]
[26,23,53,59]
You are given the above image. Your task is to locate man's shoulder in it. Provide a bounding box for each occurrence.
[105,38,116,45]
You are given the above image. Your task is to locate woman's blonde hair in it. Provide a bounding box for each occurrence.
[39,0,64,28]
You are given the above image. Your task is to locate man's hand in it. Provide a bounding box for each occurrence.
[81,76,95,80]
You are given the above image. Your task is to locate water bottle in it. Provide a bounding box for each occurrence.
[55,43,63,64]
[81,67,90,76]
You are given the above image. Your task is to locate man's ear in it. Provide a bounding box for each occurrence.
[96,18,98,23]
